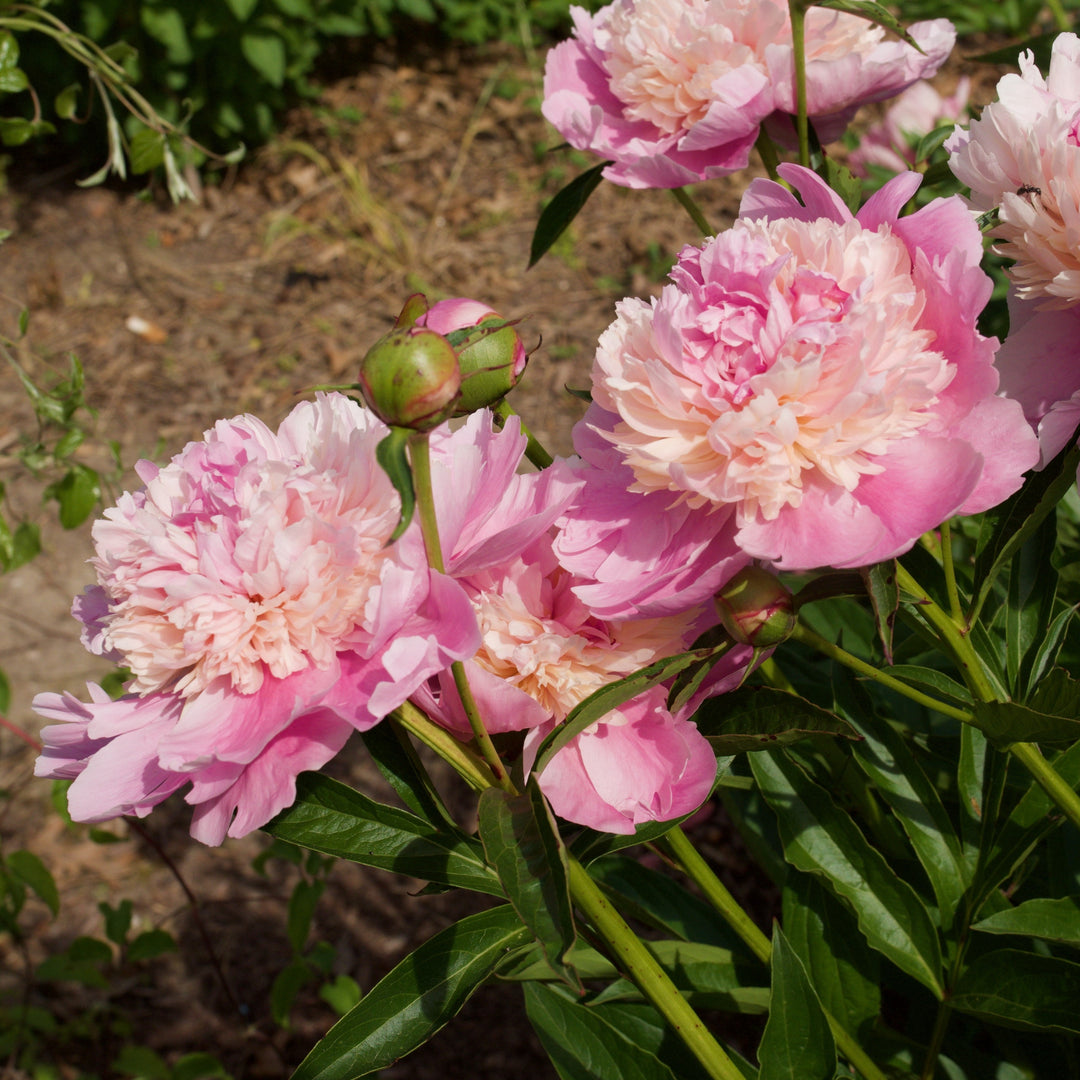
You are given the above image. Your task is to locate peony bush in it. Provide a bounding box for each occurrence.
[26,6,1080,1080]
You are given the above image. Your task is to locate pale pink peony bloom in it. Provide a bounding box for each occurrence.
[849,77,970,177]
[994,289,1080,465]
[585,164,1038,571]
[947,33,1080,306]
[34,393,482,844]
[542,0,953,188]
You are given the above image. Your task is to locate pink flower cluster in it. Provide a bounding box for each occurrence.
[948,34,1080,466]
[37,399,728,840]
[543,0,954,188]
[40,79,1063,843]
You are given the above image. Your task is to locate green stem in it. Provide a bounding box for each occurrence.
[919,1001,954,1080]
[566,857,745,1080]
[790,623,974,724]
[408,432,514,792]
[754,128,782,182]
[894,565,998,703]
[391,701,498,792]
[898,564,1080,832]
[671,187,713,236]
[788,0,811,167]
[660,828,890,1080]
[938,521,963,626]
[1010,741,1080,833]
[493,399,554,469]
[662,827,771,965]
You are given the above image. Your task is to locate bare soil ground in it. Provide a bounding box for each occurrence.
[0,36,979,1079]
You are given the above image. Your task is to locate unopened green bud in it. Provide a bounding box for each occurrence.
[716,567,796,648]
[416,298,528,414]
[358,327,461,430]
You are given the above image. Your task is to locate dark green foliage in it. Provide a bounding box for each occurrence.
[9,0,597,163]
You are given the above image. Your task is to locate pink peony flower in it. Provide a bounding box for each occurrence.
[994,289,1080,465]
[947,33,1080,306]
[582,164,1038,571]
[523,686,720,835]
[542,0,953,188]
[553,417,751,619]
[34,393,481,844]
[849,77,970,177]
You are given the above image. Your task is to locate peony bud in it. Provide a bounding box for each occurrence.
[357,327,461,430]
[418,297,528,413]
[715,566,796,648]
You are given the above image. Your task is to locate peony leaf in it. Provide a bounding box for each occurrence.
[886,664,974,708]
[264,772,503,897]
[972,695,1080,749]
[293,906,531,1080]
[951,949,1080,1035]
[847,709,969,924]
[1005,515,1058,696]
[973,896,1080,948]
[758,924,836,1080]
[979,740,1080,902]
[781,874,880,1040]
[525,982,681,1080]
[970,434,1080,623]
[361,722,457,827]
[694,686,860,754]
[751,750,944,996]
[477,783,579,988]
[913,123,955,165]
[528,161,610,269]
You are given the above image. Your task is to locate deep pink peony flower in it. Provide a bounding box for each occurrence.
[523,686,720,835]
[34,393,481,844]
[849,77,970,178]
[582,164,1038,571]
[542,0,953,188]
[947,33,1080,306]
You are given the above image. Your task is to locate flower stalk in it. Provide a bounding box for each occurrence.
[660,827,891,1080]
[787,0,811,167]
[671,187,713,237]
[566,856,746,1080]
[408,431,515,792]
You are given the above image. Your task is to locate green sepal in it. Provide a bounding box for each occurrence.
[375,426,415,542]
